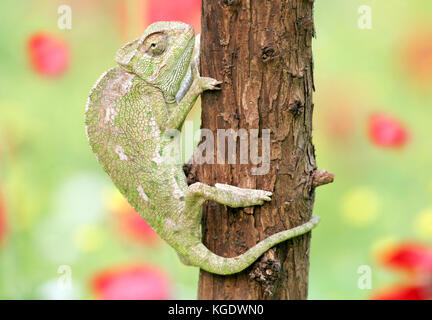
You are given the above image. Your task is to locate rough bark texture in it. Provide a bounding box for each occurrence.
[193,0,320,300]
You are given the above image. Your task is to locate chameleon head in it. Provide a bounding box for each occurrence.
[115,21,195,99]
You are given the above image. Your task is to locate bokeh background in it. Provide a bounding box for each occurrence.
[0,0,431,300]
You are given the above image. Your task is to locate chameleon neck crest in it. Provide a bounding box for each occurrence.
[85,21,320,275]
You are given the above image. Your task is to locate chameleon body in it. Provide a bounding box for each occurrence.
[85,21,320,275]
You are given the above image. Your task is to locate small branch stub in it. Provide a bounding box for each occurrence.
[312,169,334,188]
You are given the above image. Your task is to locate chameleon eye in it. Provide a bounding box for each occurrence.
[141,32,167,57]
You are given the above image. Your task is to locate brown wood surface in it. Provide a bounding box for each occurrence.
[193,0,324,300]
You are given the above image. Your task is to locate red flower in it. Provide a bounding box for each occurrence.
[91,264,171,300]
[368,113,409,149]
[108,191,159,246]
[117,206,160,245]
[115,0,201,41]
[372,284,431,300]
[379,243,432,273]
[27,33,69,77]
[146,0,201,32]
[372,242,432,300]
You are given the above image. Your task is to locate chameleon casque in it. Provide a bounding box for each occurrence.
[85,21,320,275]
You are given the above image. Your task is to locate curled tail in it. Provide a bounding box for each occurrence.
[188,215,320,275]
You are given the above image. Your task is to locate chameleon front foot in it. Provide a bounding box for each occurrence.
[214,183,272,206]
[199,77,222,91]
[186,182,272,208]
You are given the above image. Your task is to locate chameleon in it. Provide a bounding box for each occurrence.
[85,21,320,275]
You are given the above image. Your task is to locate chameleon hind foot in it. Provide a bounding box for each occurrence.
[186,182,272,208]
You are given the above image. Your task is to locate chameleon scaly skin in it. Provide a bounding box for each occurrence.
[85,21,320,275]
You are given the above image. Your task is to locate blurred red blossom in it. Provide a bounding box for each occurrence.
[368,113,409,149]
[108,190,159,246]
[373,284,431,300]
[379,242,432,274]
[117,205,160,245]
[27,33,69,77]
[146,0,201,32]
[115,0,201,41]
[91,264,171,300]
[399,28,432,86]
[372,242,432,300]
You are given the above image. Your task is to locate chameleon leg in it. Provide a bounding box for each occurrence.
[166,76,221,131]
[185,182,272,208]
[179,182,319,275]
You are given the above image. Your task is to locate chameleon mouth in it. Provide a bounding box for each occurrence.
[148,62,168,82]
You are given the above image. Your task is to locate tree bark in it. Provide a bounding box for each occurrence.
[189,0,332,300]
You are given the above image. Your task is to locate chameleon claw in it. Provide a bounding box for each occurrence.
[255,190,272,201]
[200,77,222,91]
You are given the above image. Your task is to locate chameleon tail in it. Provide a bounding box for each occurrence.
[190,215,320,275]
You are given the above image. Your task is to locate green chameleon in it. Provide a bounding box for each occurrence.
[85,21,320,275]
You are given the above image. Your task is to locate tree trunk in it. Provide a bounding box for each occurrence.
[189,0,332,300]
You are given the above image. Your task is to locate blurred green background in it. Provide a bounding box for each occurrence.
[0,0,431,299]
